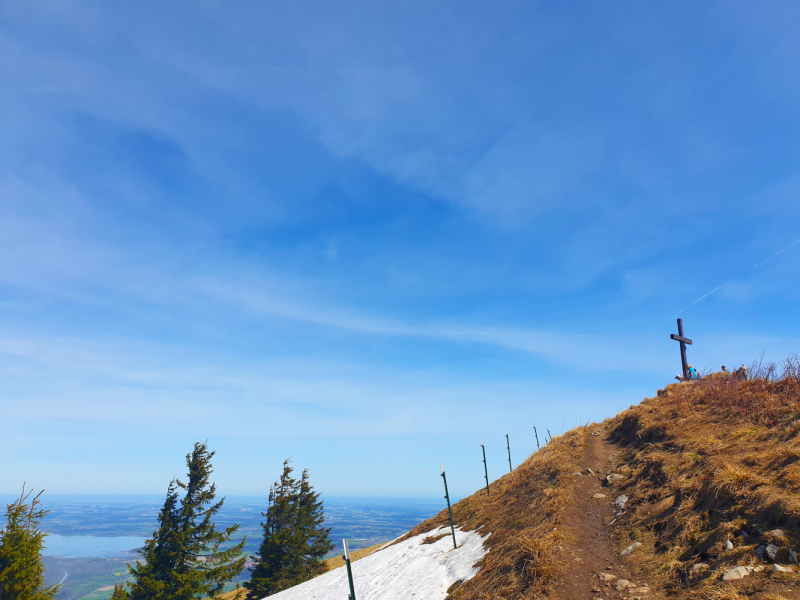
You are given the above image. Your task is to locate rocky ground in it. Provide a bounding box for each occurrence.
[558,414,800,600]
[558,427,662,600]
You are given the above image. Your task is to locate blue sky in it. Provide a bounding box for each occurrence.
[2,1,800,499]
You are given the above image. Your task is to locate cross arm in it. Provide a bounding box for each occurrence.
[670,333,692,345]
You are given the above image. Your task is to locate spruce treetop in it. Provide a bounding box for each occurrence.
[245,460,333,598]
[120,442,246,600]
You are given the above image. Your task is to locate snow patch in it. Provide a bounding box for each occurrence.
[264,527,489,600]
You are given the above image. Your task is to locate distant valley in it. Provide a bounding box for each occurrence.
[37,497,441,600]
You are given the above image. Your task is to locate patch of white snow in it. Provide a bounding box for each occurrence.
[263,527,489,600]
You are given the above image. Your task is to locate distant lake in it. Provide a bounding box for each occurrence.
[43,534,146,558]
[34,496,443,557]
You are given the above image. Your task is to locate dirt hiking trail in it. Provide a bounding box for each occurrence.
[557,425,660,600]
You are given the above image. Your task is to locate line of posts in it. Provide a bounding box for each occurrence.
[438,425,547,549]
[345,425,550,599]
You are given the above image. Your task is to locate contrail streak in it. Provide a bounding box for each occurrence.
[686,282,728,308]
[675,239,800,315]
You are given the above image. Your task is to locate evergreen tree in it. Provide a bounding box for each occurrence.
[245,461,333,598]
[118,442,246,600]
[123,482,182,600]
[295,469,333,580]
[0,487,60,600]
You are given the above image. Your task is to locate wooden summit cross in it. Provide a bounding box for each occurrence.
[670,318,692,380]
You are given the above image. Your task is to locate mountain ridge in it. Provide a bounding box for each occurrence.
[213,365,800,599]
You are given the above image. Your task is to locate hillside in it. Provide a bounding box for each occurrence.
[433,365,800,599]
[218,364,800,599]
[603,367,800,599]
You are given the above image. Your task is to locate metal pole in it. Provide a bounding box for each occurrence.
[533,423,540,451]
[481,438,490,496]
[505,430,512,473]
[343,538,357,600]
[677,318,689,380]
[440,464,457,549]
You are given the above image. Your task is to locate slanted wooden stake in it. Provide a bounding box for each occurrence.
[440,464,457,549]
[533,422,540,451]
[670,318,693,380]
[481,438,490,496]
[343,538,357,600]
[506,430,512,473]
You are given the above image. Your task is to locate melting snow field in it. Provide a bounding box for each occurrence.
[265,527,489,600]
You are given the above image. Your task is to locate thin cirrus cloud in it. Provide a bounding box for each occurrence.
[186,275,667,372]
[676,239,800,315]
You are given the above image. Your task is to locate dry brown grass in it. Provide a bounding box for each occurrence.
[321,541,385,570]
[703,583,748,600]
[705,587,793,600]
[395,427,587,599]
[208,589,247,600]
[608,359,800,596]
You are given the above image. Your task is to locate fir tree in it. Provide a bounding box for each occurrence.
[0,487,60,600]
[245,461,333,598]
[118,442,246,600]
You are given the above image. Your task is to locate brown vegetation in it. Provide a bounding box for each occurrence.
[398,427,588,599]
[209,588,247,600]
[607,358,800,598]
[321,541,385,570]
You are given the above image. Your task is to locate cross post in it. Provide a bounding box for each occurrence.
[669,318,692,380]
[481,438,490,496]
[505,430,512,473]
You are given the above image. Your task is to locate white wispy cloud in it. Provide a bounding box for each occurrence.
[676,239,800,315]
[0,178,667,374]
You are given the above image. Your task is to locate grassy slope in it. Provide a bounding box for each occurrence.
[607,374,800,599]
[400,427,587,599]
[396,372,800,599]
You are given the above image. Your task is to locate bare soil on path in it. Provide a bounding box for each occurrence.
[557,426,661,600]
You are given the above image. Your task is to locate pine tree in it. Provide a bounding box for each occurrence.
[118,442,246,600]
[0,487,60,600]
[245,461,333,598]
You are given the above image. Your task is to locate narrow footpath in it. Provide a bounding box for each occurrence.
[557,425,660,600]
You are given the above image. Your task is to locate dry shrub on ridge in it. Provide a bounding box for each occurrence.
[702,583,748,600]
[607,357,800,595]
